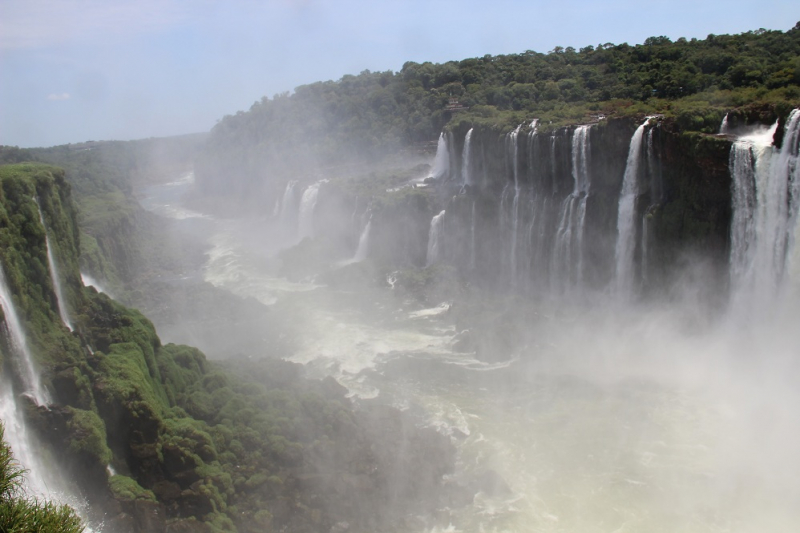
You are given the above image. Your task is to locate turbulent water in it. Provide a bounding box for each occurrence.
[134,116,800,533]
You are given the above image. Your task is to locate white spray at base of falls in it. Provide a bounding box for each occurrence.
[0,265,50,406]
[431,132,450,180]
[552,125,591,289]
[426,210,446,266]
[35,199,72,331]
[297,181,324,240]
[461,128,473,185]
[728,110,799,310]
[615,117,652,295]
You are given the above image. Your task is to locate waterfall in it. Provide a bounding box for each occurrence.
[431,132,450,180]
[552,125,591,289]
[720,113,730,134]
[729,111,799,308]
[297,181,324,240]
[278,180,300,229]
[461,128,473,185]
[352,218,372,262]
[508,125,523,281]
[81,272,110,296]
[426,210,446,266]
[0,385,53,496]
[615,117,652,294]
[36,199,72,331]
[0,265,50,406]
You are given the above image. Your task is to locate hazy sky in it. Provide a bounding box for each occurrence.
[1,0,797,147]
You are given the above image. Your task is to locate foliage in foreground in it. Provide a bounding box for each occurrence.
[0,422,84,533]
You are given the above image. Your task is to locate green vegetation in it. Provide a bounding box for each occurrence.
[0,164,454,532]
[195,23,800,199]
[0,422,85,533]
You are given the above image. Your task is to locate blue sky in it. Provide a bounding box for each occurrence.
[1,0,798,147]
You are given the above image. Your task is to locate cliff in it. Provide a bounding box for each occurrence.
[0,164,456,533]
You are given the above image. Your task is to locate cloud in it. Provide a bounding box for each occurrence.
[47,93,70,101]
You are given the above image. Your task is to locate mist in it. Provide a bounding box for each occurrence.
[108,103,799,532]
[2,7,800,532]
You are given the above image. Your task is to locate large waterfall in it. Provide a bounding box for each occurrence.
[431,133,450,180]
[552,124,591,290]
[614,117,652,295]
[729,110,800,308]
[0,265,50,406]
[0,265,81,515]
[426,210,446,266]
[36,199,73,331]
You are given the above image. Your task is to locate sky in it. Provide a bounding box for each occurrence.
[0,0,798,148]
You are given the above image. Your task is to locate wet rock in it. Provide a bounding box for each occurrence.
[165,518,213,533]
[133,500,166,532]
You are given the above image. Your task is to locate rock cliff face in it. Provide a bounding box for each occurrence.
[330,116,737,298]
[0,164,456,533]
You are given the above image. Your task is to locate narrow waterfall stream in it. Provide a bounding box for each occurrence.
[35,199,73,331]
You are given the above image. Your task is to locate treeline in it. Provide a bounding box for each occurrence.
[196,23,800,197]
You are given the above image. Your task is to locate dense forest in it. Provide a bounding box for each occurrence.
[195,23,800,199]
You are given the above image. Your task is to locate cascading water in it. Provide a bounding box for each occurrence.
[614,117,652,295]
[297,181,324,240]
[36,199,72,331]
[431,133,450,180]
[0,385,53,496]
[552,125,591,289]
[0,265,50,406]
[728,110,800,311]
[352,218,372,262]
[426,210,446,266]
[720,113,730,134]
[278,180,300,229]
[461,128,473,186]
[0,266,86,522]
[507,125,523,281]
